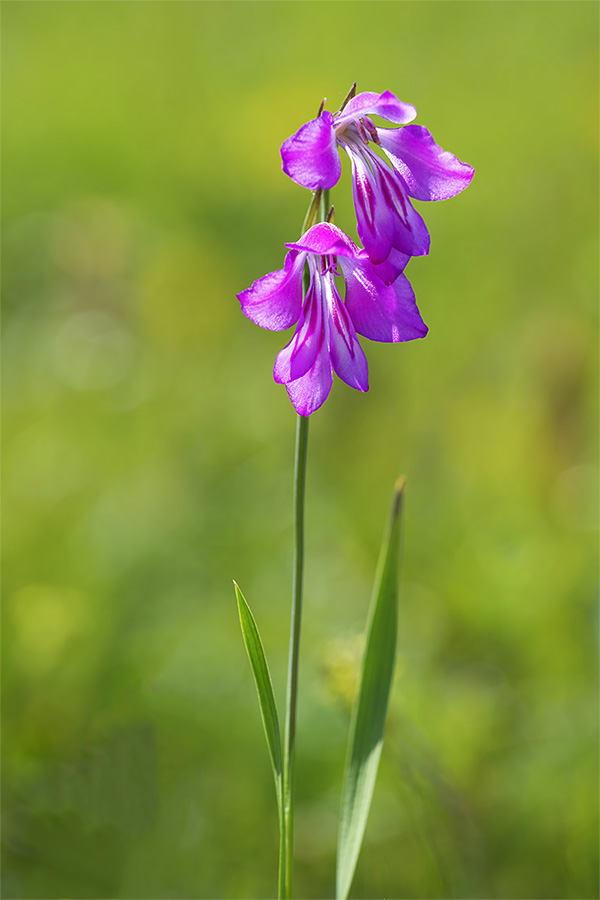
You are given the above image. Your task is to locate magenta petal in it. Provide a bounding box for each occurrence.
[285,334,333,416]
[286,222,361,259]
[341,259,428,343]
[368,160,430,258]
[392,193,430,257]
[325,280,368,392]
[238,250,305,331]
[347,148,396,266]
[379,124,474,201]
[372,247,411,285]
[273,275,323,384]
[280,111,341,191]
[340,90,417,126]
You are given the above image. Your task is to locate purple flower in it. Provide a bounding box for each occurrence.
[281,90,474,281]
[237,223,427,416]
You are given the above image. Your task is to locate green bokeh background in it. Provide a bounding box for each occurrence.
[2,2,598,898]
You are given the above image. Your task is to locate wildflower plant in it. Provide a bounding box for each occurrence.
[235,83,473,898]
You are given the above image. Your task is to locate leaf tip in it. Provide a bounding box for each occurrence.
[233,580,244,608]
[392,475,406,513]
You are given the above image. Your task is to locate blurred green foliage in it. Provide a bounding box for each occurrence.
[2,2,598,898]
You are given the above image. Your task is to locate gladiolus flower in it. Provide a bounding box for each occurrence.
[237,223,427,416]
[280,89,473,281]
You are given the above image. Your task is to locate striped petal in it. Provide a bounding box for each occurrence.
[273,269,323,384]
[324,276,369,391]
[285,333,333,416]
[346,147,396,266]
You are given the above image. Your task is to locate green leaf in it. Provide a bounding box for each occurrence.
[234,582,282,805]
[336,478,405,900]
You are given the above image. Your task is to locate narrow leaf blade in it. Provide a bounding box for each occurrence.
[336,478,405,900]
[234,582,282,802]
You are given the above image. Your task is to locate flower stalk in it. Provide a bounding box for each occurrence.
[281,411,308,899]
[279,186,330,898]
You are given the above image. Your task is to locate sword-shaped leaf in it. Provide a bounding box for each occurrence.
[234,582,282,805]
[336,478,405,900]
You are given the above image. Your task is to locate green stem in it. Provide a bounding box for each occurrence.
[279,185,329,899]
[281,413,309,899]
[278,801,286,898]
[300,188,321,235]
